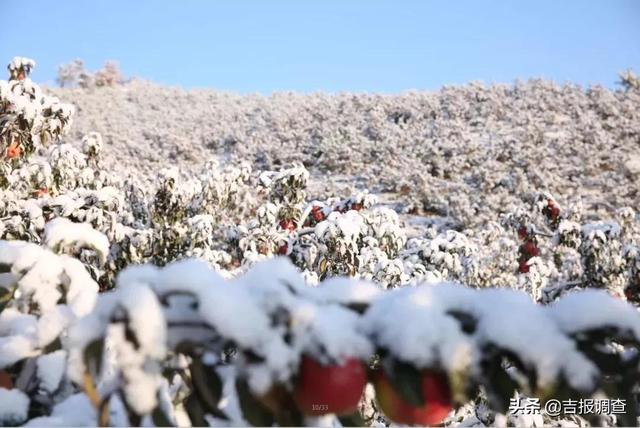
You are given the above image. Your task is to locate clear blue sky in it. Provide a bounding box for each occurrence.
[1,0,639,93]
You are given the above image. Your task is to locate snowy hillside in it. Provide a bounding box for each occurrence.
[50,79,640,229]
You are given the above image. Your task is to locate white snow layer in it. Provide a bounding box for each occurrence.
[548,289,640,338]
[44,217,110,264]
[0,240,98,317]
[37,350,67,393]
[361,282,600,392]
[0,387,30,425]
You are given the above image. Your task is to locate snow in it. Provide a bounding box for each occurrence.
[25,393,96,427]
[45,194,81,217]
[292,302,373,363]
[302,276,382,305]
[8,56,36,71]
[238,257,308,304]
[558,220,581,235]
[468,288,599,392]
[14,249,66,312]
[548,289,640,339]
[44,217,110,264]
[0,241,98,317]
[117,282,167,359]
[0,335,38,368]
[115,263,160,290]
[122,367,162,415]
[316,210,365,242]
[0,241,62,311]
[129,258,221,296]
[0,240,40,273]
[65,311,108,385]
[0,387,30,425]
[259,166,309,189]
[198,277,293,393]
[37,305,74,347]
[0,308,38,338]
[37,350,67,393]
[581,221,621,241]
[361,282,600,392]
[625,155,640,177]
[117,257,375,394]
[59,255,99,317]
[361,284,474,373]
[65,281,167,413]
[81,132,103,156]
[158,167,180,185]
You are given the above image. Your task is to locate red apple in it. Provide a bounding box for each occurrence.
[5,142,21,160]
[373,369,452,426]
[0,370,13,389]
[543,199,560,223]
[278,244,288,255]
[294,355,367,416]
[518,260,530,274]
[279,219,297,232]
[32,188,49,198]
[311,206,325,222]
[517,225,529,240]
[521,241,539,257]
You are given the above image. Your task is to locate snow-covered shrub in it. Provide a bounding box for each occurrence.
[0,240,99,424]
[3,241,640,426]
[1,58,259,286]
[93,61,124,88]
[1,57,74,162]
[620,69,640,92]
[7,57,35,81]
[501,192,640,303]
[56,59,124,89]
[56,59,89,89]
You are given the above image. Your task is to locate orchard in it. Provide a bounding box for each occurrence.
[1,57,640,427]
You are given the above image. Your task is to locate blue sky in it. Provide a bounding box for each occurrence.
[1,0,639,93]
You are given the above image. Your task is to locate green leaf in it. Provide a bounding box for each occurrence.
[173,340,198,355]
[120,391,143,427]
[617,392,638,427]
[190,356,228,420]
[0,286,14,314]
[338,411,365,427]
[43,337,62,354]
[264,384,304,427]
[83,338,105,377]
[184,393,209,427]
[483,361,517,413]
[547,375,584,404]
[318,258,328,279]
[151,405,173,427]
[345,302,369,314]
[601,377,639,427]
[579,411,603,427]
[383,358,424,407]
[235,377,274,427]
[574,327,640,377]
[446,310,477,334]
[580,346,625,375]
